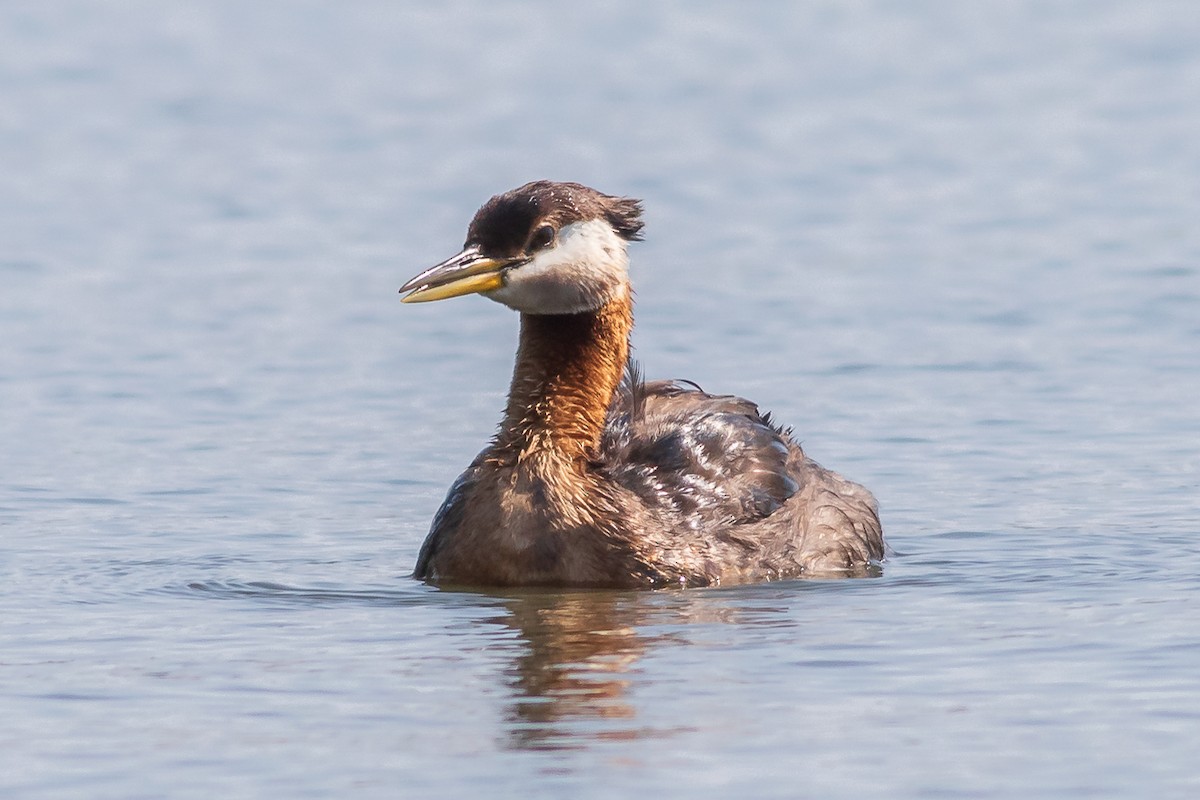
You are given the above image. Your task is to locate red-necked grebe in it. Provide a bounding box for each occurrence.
[400,181,883,588]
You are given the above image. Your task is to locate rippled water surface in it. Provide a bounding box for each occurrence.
[3,2,1199,797]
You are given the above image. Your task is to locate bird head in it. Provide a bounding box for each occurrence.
[400,181,644,315]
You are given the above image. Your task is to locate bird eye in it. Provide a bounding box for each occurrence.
[529,224,555,252]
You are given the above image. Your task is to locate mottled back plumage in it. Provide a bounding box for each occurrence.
[598,363,798,528]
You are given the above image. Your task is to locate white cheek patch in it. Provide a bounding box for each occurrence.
[487,219,630,314]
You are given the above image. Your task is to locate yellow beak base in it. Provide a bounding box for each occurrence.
[400,271,504,303]
[400,249,512,303]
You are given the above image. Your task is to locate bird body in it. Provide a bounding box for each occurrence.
[401,181,883,588]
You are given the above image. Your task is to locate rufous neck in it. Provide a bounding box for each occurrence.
[497,289,632,458]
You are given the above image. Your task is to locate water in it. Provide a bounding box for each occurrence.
[2,1,1198,796]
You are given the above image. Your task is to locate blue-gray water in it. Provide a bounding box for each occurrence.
[3,2,1198,797]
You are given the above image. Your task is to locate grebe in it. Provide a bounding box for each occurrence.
[400,181,883,588]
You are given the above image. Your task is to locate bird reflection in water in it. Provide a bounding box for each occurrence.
[492,591,649,750]
[488,589,779,751]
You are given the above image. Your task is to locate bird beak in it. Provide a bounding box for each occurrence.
[400,246,519,303]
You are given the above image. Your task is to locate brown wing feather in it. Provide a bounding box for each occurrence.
[598,362,884,578]
[598,364,799,529]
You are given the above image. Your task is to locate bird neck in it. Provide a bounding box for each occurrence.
[495,287,632,460]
